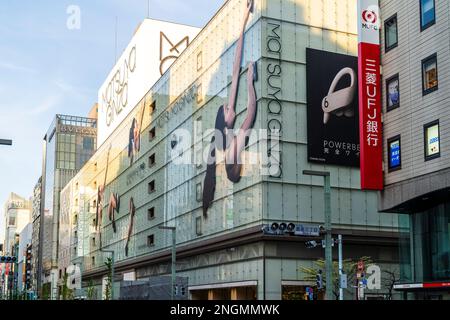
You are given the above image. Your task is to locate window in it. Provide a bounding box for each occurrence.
[147,235,155,247]
[149,154,156,167]
[91,256,95,266]
[8,216,16,226]
[196,84,203,104]
[149,128,156,142]
[92,218,96,226]
[422,54,438,95]
[91,237,96,247]
[384,14,398,52]
[93,200,97,208]
[197,51,203,71]
[196,183,203,202]
[388,135,401,172]
[73,214,78,225]
[196,216,203,236]
[59,269,62,279]
[149,101,156,114]
[424,120,440,161]
[83,137,95,150]
[148,207,155,220]
[148,180,155,193]
[420,0,436,31]
[386,74,400,111]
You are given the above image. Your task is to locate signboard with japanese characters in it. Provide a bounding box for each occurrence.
[358,0,383,190]
[306,48,360,167]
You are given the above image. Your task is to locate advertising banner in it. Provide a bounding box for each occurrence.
[358,0,383,190]
[306,48,360,167]
[97,19,200,146]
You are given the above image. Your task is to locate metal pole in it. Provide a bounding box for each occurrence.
[338,235,343,301]
[0,139,12,146]
[171,228,176,301]
[159,226,177,300]
[323,174,333,301]
[111,251,115,301]
[302,171,333,301]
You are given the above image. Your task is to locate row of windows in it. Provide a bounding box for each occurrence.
[385,0,436,53]
[385,53,438,113]
[387,120,441,172]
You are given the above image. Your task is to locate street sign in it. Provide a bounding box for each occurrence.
[294,224,321,237]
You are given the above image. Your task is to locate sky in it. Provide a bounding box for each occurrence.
[0,0,224,227]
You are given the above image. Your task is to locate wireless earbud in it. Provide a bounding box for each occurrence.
[321,67,357,124]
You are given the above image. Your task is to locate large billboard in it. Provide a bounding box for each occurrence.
[357,0,383,190]
[97,19,200,146]
[306,48,360,167]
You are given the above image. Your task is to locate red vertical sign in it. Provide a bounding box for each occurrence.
[358,0,383,190]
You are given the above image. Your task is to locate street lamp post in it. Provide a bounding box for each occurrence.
[0,139,12,146]
[159,226,176,301]
[303,170,333,301]
[100,249,115,300]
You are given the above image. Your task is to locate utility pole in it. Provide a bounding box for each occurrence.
[159,226,176,300]
[100,249,115,300]
[303,170,333,301]
[338,235,343,300]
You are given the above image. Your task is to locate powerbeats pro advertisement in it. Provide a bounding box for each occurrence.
[306,48,360,167]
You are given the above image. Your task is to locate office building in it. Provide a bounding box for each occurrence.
[38,115,97,299]
[379,0,450,300]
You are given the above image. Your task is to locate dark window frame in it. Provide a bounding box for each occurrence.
[196,216,203,236]
[384,13,398,52]
[420,0,436,31]
[147,234,155,247]
[148,207,155,220]
[388,135,402,172]
[422,53,438,96]
[149,153,156,168]
[149,101,156,115]
[424,119,441,161]
[149,127,156,142]
[386,73,400,112]
[148,180,156,194]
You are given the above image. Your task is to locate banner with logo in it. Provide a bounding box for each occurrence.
[358,0,383,190]
[306,48,360,167]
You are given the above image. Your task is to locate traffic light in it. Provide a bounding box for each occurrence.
[305,240,319,249]
[316,270,323,290]
[262,222,297,235]
[0,256,17,263]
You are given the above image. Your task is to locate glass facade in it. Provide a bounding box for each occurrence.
[400,200,450,283]
[40,115,97,285]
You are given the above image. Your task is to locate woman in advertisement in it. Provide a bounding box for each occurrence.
[203,0,257,217]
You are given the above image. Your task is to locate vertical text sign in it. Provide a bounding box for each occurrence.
[358,0,383,190]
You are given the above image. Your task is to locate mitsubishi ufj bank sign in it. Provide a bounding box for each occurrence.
[358,0,383,190]
[97,19,200,146]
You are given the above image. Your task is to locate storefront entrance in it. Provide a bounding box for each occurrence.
[190,282,257,300]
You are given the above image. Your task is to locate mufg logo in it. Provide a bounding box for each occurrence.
[361,7,379,31]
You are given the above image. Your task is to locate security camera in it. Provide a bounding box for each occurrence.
[321,67,357,124]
